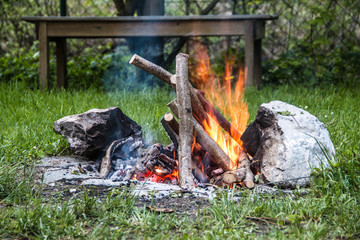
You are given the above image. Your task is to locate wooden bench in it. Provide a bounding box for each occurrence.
[22,15,278,89]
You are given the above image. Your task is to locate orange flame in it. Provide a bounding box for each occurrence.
[190,41,249,169]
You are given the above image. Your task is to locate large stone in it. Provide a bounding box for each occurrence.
[53,107,142,157]
[241,101,335,188]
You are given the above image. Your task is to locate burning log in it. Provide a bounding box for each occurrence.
[129,54,241,146]
[176,53,195,190]
[167,99,230,171]
[192,161,210,183]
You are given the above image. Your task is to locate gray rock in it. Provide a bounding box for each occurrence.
[241,101,335,188]
[53,107,142,157]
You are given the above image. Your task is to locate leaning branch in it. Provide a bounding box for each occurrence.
[176,53,195,190]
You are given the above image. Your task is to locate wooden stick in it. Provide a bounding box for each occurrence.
[176,53,195,190]
[161,113,179,149]
[168,99,230,171]
[244,168,255,188]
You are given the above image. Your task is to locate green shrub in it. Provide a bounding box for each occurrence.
[263,46,360,87]
[0,42,116,90]
[0,44,40,89]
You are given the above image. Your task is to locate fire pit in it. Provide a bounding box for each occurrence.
[48,51,335,194]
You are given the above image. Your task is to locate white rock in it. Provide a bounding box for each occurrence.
[241,101,335,188]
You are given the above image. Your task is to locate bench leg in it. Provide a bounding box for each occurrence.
[56,38,67,88]
[39,22,49,89]
[245,20,262,89]
[253,38,262,88]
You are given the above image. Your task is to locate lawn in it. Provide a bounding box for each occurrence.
[0,81,359,239]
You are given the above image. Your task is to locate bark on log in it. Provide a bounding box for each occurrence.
[168,99,230,171]
[176,53,195,190]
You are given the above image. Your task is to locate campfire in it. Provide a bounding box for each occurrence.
[107,48,256,190]
[52,45,335,190]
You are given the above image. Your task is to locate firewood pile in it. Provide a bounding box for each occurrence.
[103,53,256,190]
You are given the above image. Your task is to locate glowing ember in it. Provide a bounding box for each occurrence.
[143,170,179,184]
[133,162,179,184]
[190,40,250,169]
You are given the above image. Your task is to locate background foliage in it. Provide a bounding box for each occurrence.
[0,0,359,88]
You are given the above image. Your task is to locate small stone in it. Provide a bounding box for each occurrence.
[69,189,77,193]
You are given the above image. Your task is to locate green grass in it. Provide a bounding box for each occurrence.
[0,81,359,239]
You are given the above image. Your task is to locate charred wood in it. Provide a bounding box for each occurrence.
[141,144,177,178]
[191,161,210,183]
[123,156,148,181]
